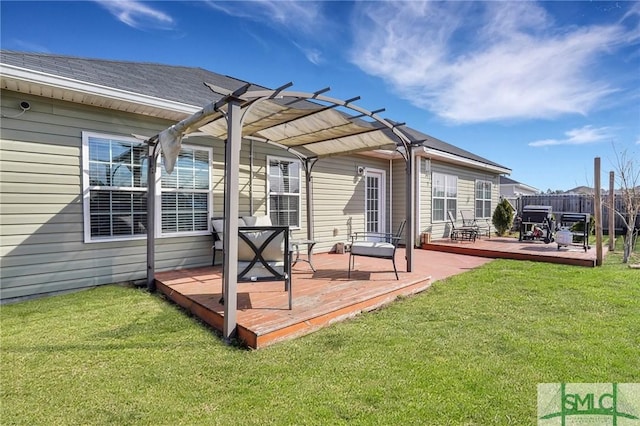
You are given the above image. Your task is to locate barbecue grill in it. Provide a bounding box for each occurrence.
[556,212,590,252]
[519,205,555,244]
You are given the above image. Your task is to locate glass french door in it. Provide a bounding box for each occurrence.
[365,169,386,240]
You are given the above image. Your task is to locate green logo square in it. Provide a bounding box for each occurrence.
[538,383,640,425]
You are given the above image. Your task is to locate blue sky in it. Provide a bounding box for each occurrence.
[2,0,639,192]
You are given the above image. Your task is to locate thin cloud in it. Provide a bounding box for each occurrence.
[206,0,325,36]
[205,0,327,65]
[528,126,614,147]
[94,0,174,30]
[292,42,323,65]
[349,1,636,123]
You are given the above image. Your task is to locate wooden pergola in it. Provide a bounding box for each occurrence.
[144,82,421,340]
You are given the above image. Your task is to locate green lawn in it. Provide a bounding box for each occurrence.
[1,248,638,425]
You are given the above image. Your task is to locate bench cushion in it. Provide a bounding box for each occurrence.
[242,215,272,226]
[351,241,395,257]
[212,218,247,243]
[238,261,286,279]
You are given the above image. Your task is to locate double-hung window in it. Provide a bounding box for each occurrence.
[475,180,492,218]
[160,148,211,235]
[267,156,301,228]
[83,133,148,241]
[432,172,457,221]
[82,132,212,242]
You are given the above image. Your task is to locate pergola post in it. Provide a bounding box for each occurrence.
[146,142,157,291]
[222,99,242,340]
[405,146,415,272]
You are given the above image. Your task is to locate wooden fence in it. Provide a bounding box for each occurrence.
[516,194,638,234]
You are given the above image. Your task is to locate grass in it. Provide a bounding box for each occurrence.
[1,245,638,425]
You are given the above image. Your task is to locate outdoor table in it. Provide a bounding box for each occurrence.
[291,239,316,272]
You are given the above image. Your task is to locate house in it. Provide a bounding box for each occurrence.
[499,175,538,209]
[0,51,511,303]
[564,186,595,195]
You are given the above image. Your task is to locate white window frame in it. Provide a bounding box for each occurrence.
[82,131,212,242]
[158,144,213,238]
[82,132,148,243]
[432,172,458,222]
[266,155,302,229]
[475,179,492,219]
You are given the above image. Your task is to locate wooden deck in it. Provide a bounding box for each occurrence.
[155,237,604,348]
[155,248,492,349]
[422,236,607,267]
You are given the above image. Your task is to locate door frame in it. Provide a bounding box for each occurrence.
[364,167,387,236]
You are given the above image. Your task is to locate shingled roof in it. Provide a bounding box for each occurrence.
[396,124,507,170]
[0,50,263,108]
[1,50,508,171]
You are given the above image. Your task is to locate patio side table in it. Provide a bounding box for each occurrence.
[291,239,316,272]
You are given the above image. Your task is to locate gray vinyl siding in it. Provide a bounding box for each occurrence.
[0,91,388,300]
[312,155,391,253]
[417,157,433,237]
[0,91,210,301]
[424,161,500,239]
[1,88,503,301]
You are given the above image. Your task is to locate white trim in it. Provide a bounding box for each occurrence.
[1,64,200,115]
[81,131,148,243]
[475,179,493,219]
[361,147,511,175]
[432,172,458,223]
[158,144,213,238]
[266,155,302,229]
[416,147,511,175]
[82,132,212,242]
[364,167,387,235]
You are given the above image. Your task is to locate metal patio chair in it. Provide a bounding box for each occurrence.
[459,209,491,238]
[448,211,477,242]
[348,220,406,280]
[211,217,226,266]
[237,226,292,310]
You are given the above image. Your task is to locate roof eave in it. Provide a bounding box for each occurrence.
[417,146,511,175]
[0,63,200,119]
[516,183,539,193]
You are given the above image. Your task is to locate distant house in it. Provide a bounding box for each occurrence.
[564,186,594,195]
[0,51,510,301]
[500,176,538,206]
